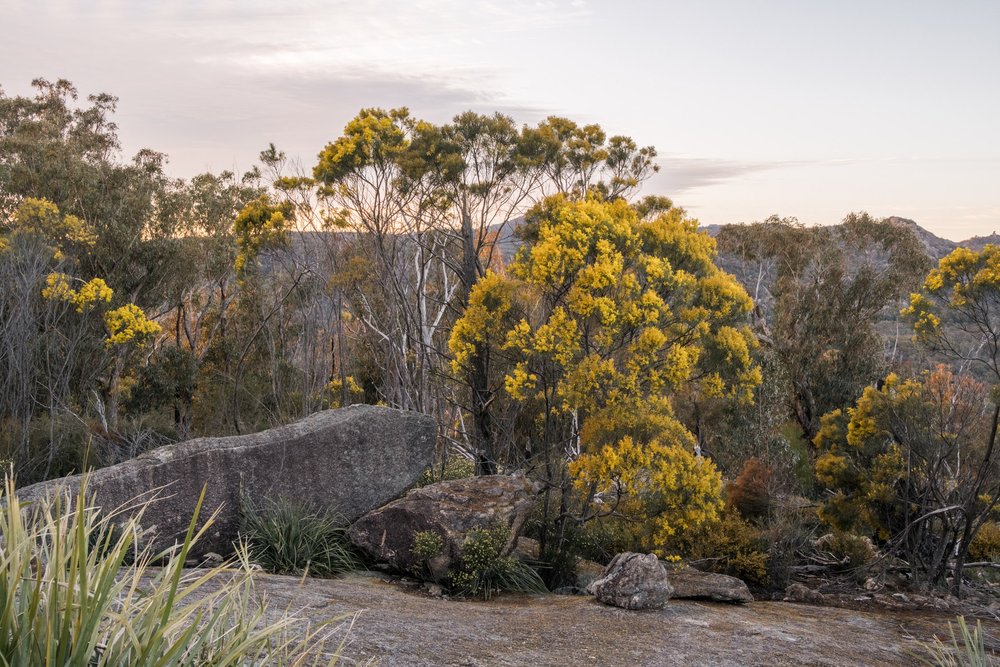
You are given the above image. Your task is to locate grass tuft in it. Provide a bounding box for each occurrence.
[240,494,362,578]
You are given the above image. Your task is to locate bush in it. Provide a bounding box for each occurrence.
[240,495,361,577]
[968,522,1000,563]
[420,455,476,486]
[726,457,773,521]
[411,530,446,581]
[763,499,819,590]
[678,508,770,586]
[815,531,877,576]
[452,524,548,600]
[0,478,351,665]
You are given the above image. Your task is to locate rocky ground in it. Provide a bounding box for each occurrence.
[237,571,998,666]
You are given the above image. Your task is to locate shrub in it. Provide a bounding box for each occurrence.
[0,478,351,665]
[726,457,773,521]
[240,495,361,577]
[420,455,476,486]
[412,530,445,560]
[678,508,770,586]
[411,530,446,581]
[968,522,1000,563]
[815,531,877,575]
[452,524,548,600]
[763,500,819,590]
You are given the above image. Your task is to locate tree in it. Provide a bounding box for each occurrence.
[450,195,759,566]
[813,367,995,594]
[716,213,931,441]
[896,245,1000,593]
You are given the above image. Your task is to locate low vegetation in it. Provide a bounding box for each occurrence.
[450,524,548,600]
[0,478,350,665]
[239,495,361,577]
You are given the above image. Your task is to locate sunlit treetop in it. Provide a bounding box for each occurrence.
[902,244,1000,381]
[2,198,97,259]
[233,194,294,276]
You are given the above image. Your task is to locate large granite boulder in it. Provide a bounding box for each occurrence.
[664,565,753,603]
[587,552,673,610]
[348,473,540,580]
[17,405,435,556]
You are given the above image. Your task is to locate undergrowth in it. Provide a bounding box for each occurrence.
[0,478,353,665]
[240,494,361,577]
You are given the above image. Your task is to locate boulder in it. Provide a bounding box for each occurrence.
[348,473,540,580]
[17,405,435,556]
[587,552,673,610]
[664,566,753,603]
[784,582,826,605]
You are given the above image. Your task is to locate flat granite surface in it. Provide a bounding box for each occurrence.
[234,571,996,666]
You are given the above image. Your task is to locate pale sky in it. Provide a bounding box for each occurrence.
[3,0,998,240]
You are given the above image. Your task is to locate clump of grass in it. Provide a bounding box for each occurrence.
[452,524,547,600]
[0,477,352,665]
[917,616,996,667]
[240,495,361,577]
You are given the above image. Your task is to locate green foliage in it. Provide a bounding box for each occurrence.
[420,455,476,486]
[717,214,930,440]
[410,530,446,582]
[452,524,547,600]
[239,495,361,577]
[916,617,995,667]
[0,479,349,665]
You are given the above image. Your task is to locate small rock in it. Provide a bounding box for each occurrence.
[864,577,880,591]
[783,583,825,604]
[588,552,673,610]
[202,551,224,564]
[423,582,444,597]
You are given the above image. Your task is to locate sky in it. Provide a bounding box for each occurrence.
[3,0,999,240]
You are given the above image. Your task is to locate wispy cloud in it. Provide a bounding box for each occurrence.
[657,157,795,194]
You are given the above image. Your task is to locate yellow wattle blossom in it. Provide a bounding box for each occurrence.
[72,278,113,312]
[42,274,114,312]
[105,304,162,346]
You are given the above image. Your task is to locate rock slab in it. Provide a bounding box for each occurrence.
[348,473,539,580]
[664,566,753,603]
[17,405,436,556]
[588,552,674,610]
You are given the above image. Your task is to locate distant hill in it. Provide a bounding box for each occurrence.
[701,217,1000,261]
[958,232,1000,252]
[883,217,956,259]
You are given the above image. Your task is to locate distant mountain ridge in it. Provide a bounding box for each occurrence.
[701,217,998,260]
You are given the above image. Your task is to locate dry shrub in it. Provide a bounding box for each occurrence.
[726,457,773,521]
